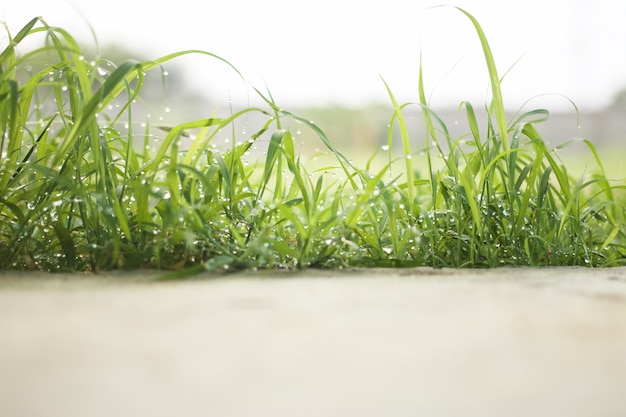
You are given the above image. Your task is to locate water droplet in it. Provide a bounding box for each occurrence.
[381,145,390,151]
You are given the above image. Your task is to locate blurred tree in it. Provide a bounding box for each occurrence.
[609,88,626,111]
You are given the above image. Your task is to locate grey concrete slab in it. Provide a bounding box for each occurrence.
[1,267,626,417]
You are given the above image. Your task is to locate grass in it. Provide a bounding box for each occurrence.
[1,9,625,274]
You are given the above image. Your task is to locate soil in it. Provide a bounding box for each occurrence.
[1,267,626,417]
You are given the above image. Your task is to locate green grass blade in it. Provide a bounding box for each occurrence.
[381,76,415,216]
[455,7,508,151]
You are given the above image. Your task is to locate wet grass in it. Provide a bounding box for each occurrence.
[1,9,625,274]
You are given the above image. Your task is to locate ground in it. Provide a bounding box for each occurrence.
[1,267,626,417]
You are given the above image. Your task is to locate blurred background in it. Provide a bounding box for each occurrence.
[2,0,625,170]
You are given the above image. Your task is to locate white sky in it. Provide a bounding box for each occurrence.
[2,0,626,110]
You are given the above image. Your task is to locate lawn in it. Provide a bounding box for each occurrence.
[1,8,624,274]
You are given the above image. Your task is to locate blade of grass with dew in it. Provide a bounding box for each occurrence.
[381,76,415,216]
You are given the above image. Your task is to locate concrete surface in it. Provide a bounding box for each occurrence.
[1,267,626,417]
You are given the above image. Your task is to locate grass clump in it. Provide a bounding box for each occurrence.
[1,10,625,273]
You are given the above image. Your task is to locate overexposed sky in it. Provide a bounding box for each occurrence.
[2,0,626,110]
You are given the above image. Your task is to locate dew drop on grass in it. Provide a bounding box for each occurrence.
[381,145,390,151]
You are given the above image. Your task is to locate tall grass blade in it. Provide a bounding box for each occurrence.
[456,7,508,151]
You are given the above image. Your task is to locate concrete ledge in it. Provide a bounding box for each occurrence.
[1,267,626,417]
